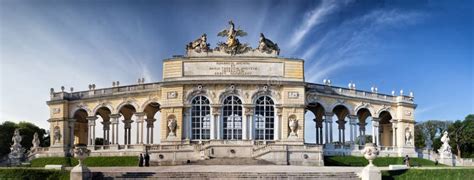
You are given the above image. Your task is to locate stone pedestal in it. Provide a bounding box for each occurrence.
[361,165,381,180]
[70,165,91,180]
[439,153,455,166]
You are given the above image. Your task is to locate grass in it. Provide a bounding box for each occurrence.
[324,156,445,167]
[30,156,138,167]
[382,169,474,180]
[0,168,69,180]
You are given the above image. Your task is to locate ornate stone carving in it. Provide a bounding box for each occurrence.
[363,143,379,166]
[215,21,251,55]
[167,116,177,138]
[9,129,25,165]
[404,128,412,145]
[186,33,210,53]
[439,131,452,156]
[32,132,40,149]
[288,115,298,138]
[257,33,280,55]
[53,126,61,144]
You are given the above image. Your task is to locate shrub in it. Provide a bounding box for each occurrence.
[0,168,69,180]
[382,169,474,180]
[324,156,443,167]
[31,156,137,167]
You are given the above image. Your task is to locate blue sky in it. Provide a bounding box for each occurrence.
[0,0,472,133]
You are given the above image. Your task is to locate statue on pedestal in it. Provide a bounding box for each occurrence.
[439,131,452,157]
[167,117,177,138]
[288,116,298,138]
[8,129,25,166]
[186,33,210,53]
[257,33,280,55]
[32,132,40,150]
[404,128,412,145]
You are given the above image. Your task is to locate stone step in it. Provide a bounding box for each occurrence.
[95,171,359,180]
[191,157,274,165]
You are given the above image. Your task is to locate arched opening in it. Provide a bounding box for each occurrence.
[95,107,112,145]
[254,96,275,141]
[333,105,350,144]
[143,102,160,144]
[190,96,211,140]
[305,103,325,144]
[119,104,136,145]
[379,111,393,146]
[73,109,88,145]
[356,108,372,145]
[222,95,243,140]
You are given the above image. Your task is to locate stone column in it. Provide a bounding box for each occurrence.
[211,106,220,139]
[86,116,98,146]
[275,107,283,141]
[372,118,380,145]
[123,119,134,145]
[110,114,120,145]
[145,118,156,144]
[135,113,145,144]
[243,106,253,140]
[390,119,398,147]
[68,119,76,148]
[324,117,329,144]
[325,113,334,143]
[358,122,367,145]
[348,116,356,143]
[183,107,190,140]
[337,119,346,143]
[101,121,111,145]
[313,119,318,144]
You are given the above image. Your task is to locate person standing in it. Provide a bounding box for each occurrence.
[403,155,410,167]
[138,154,144,167]
[144,153,150,167]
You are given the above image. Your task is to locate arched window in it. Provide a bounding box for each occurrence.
[254,96,275,140]
[191,96,211,140]
[222,95,243,140]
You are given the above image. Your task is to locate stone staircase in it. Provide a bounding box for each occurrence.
[95,171,360,179]
[191,157,274,165]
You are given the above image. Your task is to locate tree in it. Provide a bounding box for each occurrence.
[355,135,373,145]
[448,114,474,158]
[414,120,450,151]
[0,121,48,158]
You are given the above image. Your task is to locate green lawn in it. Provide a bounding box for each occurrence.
[0,168,69,180]
[382,169,474,180]
[30,156,138,167]
[324,156,444,167]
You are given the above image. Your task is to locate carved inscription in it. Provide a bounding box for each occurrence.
[184,61,283,77]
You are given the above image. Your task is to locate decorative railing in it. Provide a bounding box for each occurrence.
[50,82,162,101]
[306,83,414,103]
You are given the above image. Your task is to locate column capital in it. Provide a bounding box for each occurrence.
[86,116,98,121]
[372,117,380,122]
[109,114,121,119]
[134,112,146,117]
[324,112,334,117]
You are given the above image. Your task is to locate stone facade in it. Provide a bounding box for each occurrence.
[39,22,417,166]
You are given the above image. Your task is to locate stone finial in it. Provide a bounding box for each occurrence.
[391,90,395,96]
[137,78,141,84]
[92,84,96,90]
[348,82,353,89]
[371,86,378,93]
[112,81,116,87]
[400,89,404,96]
[61,86,65,92]
[70,87,74,92]
[116,81,120,86]
[141,78,145,83]
[323,79,332,86]
[88,84,92,90]
[409,91,414,97]
[50,88,54,95]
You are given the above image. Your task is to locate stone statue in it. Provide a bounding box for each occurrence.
[53,127,61,144]
[168,118,177,137]
[216,21,251,55]
[186,33,210,53]
[404,128,412,145]
[32,132,40,150]
[424,130,433,150]
[289,116,298,137]
[257,33,280,55]
[439,131,452,155]
[9,129,25,165]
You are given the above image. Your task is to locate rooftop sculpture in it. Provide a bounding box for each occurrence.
[186,21,280,57]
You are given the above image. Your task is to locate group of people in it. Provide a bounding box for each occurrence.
[138,153,150,167]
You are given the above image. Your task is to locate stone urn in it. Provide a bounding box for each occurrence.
[363,143,379,166]
[289,119,298,137]
[74,145,91,166]
[71,145,91,180]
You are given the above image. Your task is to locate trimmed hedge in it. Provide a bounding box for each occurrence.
[382,169,474,180]
[31,156,138,167]
[0,168,69,180]
[324,156,444,167]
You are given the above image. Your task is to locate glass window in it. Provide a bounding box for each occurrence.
[254,96,274,140]
[222,95,243,140]
[191,96,211,140]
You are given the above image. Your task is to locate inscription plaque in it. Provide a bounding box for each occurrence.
[183,61,284,77]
